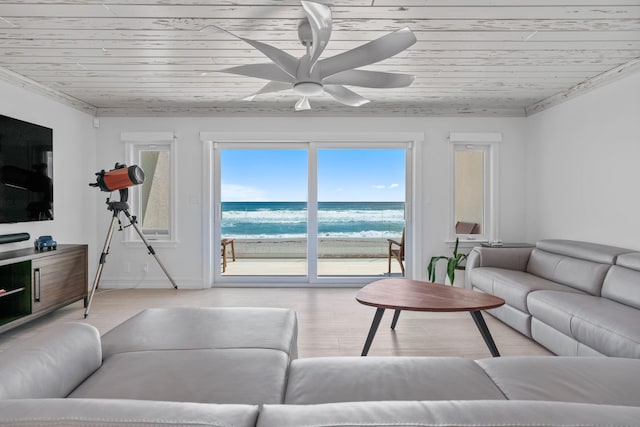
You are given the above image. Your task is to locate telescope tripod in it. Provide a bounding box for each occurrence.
[84,192,177,318]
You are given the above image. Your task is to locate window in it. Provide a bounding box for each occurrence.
[122,132,176,242]
[454,146,486,236]
[449,132,501,242]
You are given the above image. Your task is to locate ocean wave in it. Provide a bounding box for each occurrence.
[223,209,404,224]
[221,203,405,239]
[223,210,306,225]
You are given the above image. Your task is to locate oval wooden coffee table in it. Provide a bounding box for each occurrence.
[356,278,505,357]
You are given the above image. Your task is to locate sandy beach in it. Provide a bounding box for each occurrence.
[228,238,394,259]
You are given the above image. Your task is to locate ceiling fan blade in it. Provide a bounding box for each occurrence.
[319,28,417,79]
[243,81,292,101]
[198,24,299,78]
[198,24,227,34]
[219,64,295,83]
[323,69,415,88]
[295,96,311,111]
[240,38,300,78]
[323,85,370,107]
[301,0,332,71]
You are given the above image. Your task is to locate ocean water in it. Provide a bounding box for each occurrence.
[222,201,404,239]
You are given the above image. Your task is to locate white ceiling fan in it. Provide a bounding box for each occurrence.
[215,0,417,111]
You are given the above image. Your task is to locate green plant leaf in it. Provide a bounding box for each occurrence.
[427,237,469,284]
[427,256,447,282]
[446,257,458,284]
[453,237,460,257]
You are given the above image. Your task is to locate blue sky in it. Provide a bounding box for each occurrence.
[221,149,405,202]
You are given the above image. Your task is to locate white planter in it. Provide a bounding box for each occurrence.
[444,269,466,288]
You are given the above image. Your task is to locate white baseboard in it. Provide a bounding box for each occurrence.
[97,277,205,289]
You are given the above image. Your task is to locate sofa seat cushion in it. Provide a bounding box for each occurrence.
[470,267,583,312]
[257,400,640,427]
[284,357,506,404]
[69,348,289,404]
[529,291,640,358]
[0,399,258,427]
[571,298,640,358]
[476,356,640,406]
[101,307,298,360]
[484,303,532,337]
[527,290,601,337]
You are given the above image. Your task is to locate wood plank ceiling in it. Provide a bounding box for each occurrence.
[0,1,639,117]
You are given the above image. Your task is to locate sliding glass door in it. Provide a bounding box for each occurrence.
[214,142,409,283]
[317,148,405,277]
[220,149,308,276]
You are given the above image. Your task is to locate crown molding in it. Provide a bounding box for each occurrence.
[0,66,97,116]
[95,104,525,118]
[526,57,640,116]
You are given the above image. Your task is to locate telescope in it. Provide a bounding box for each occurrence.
[90,163,145,192]
[85,162,176,319]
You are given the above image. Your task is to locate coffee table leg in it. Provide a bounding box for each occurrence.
[361,307,385,356]
[470,310,500,357]
[391,309,401,330]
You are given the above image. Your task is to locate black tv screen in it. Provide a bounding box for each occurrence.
[0,115,53,223]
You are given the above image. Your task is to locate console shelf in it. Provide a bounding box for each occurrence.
[0,245,88,334]
[0,287,26,298]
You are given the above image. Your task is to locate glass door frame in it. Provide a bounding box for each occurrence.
[200,131,424,287]
[216,142,311,284]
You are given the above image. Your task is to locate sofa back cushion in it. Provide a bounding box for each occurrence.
[258,401,640,427]
[534,240,629,264]
[526,249,611,295]
[0,323,101,399]
[0,399,259,427]
[524,240,631,295]
[602,253,640,309]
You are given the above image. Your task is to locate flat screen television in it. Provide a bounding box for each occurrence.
[0,114,53,223]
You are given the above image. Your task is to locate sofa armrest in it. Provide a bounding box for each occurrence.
[0,322,101,399]
[465,247,533,289]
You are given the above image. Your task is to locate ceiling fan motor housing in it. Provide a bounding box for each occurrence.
[298,20,313,46]
[293,81,323,96]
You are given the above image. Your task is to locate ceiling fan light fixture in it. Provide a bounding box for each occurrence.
[293,81,323,97]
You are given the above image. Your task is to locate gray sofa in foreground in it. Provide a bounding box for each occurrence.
[2,306,640,426]
[466,239,640,358]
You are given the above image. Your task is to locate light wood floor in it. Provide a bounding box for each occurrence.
[0,287,552,359]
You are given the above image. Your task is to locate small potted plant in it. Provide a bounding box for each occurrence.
[427,237,468,286]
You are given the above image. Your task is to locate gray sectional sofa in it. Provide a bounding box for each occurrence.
[466,239,640,358]
[2,305,640,426]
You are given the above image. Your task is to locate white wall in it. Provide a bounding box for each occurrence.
[0,80,97,269]
[525,71,640,250]
[96,116,527,287]
[4,69,637,288]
